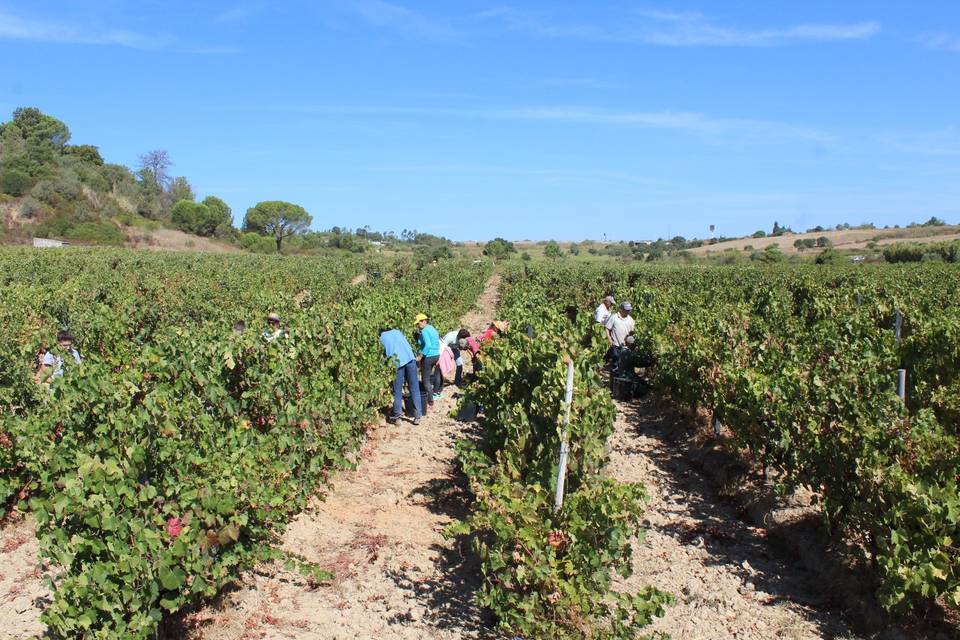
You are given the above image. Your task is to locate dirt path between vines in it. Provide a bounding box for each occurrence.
[0,513,49,639]
[173,274,502,640]
[611,395,862,640]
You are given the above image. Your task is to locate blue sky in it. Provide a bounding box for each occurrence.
[1,1,958,241]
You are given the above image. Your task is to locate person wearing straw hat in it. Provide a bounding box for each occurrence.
[414,313,442,405]
[479,320,509,343]
[262,312,285,342]
[595,295,615,324]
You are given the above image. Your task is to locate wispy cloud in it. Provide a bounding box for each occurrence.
[361,163,666,187]
[917,32,960,53]
[539,77,623,90]
[0,8,237,53]
[878,126,960,156]
[472,7,879,47]
[215,2,266,24]
[632,9,880,46]
[240,103,831,144]
[343,0,460,40]
[0,9,169,49]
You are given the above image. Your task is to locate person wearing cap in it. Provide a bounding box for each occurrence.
[35,330,81,387]
[604,301,636,363]
[262,313,285,342]
[379,327,422,424]
[414,313,442,404]
[595,295,616,324]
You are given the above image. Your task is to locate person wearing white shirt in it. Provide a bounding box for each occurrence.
[604,301,636,363]
[594,295,615,324]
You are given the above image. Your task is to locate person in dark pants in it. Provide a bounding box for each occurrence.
[414,313,441,405]
[379,327,422,425]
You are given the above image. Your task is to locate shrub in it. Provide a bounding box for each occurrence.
[883,243,926,263]
[884,241,960,264]
[815,248,846,265]
[31,215,74,238]
[751,244,786,263]
[65,221,125,246]
[29,180,58,205]
[0,167,31,196]
[239,232,275,254]
[18,196,43,219]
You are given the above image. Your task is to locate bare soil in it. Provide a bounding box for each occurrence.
[0,513,50,640]
[610,395,863,640]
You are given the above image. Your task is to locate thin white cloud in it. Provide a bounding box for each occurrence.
[0,9,169,48]
[344,0,460,40]
[179,46,242,55]
[540,77,623,90]
[878,126,960,156]
[472,6,879,47]
[240,103,831,144]
[215,3,265,24]
[0,8,237,53]
[361,163,666,186]
[918,32,960,53]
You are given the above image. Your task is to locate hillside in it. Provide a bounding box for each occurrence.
[691,224,960,255]
[0,107,236,251]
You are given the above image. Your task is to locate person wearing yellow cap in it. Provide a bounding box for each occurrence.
[414,313,442,406]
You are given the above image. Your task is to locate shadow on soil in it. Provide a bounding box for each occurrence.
[618,392,959,640]
[389,413,495,637]
[618,396,856,637]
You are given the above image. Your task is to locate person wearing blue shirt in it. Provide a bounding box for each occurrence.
[414,313,442,405]
[379,327,422,425]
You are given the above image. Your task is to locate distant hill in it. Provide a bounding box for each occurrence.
[691,224,960,255]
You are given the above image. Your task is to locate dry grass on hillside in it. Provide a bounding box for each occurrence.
[691,225,960,255]
[124,227,241,253]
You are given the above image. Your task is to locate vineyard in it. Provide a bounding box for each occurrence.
[0,247,491,638]
[490,261,960,616]
[2,250,959,638]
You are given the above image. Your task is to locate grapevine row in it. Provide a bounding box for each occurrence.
[497,261,960,611]
[0,247,491,639]
[453,283,671,639]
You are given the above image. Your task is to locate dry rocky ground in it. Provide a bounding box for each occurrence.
[0,513,50,640]
[610,396,863,640]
